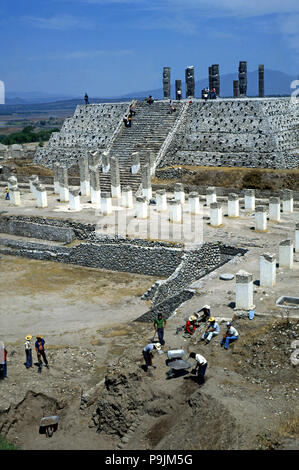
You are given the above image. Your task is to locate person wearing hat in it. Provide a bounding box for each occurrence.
[0,342,7,379]
[197,305,211,323]
[201,317,220,344]
[189,352,208,384]
[35,335,49,373]
[220,322,239,350]
[154,313,167,346]
[142,342,161,371]
[185,315,197,336]
[25,335,33,369]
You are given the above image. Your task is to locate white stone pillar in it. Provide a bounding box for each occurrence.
[188,192,200,215]
[36,184,48,208]
[244,189,255,211]
[110,157,121,198]
[279,239,294,269]
[91,187,101,207]
[136,196,148,219]
[10,185,21,206]
[206,187,217,206]
[255,206,267,231]
[69,187,81,211]
[131,152,140,175]
[269,196,280,222]
[79,156,90,196]
[174,183,185,204]
[228,193,239,217]
[29,175,39,196]
[102,151,110,173]
[141,164,152,200]
[210,202,222,227]
[122,186,133,208]
[101,192,112,215]
[236,270,254,310]
[295,223,299,253]
[8,176,18,190]
[156,189,167,211]
[169,199,182,223]
[282,189,293,213]
[53,163,60,194]
[58,167,69,202]
[260,253,276,287]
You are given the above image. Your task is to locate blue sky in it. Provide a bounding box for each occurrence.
[0,0,298,96]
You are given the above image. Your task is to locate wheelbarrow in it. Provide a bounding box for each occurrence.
[39,415,59,437]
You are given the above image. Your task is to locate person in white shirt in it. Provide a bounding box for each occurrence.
[201,317,220,344]
[220,322,239,350]
[189,352,208,384]
[24,334,33,369]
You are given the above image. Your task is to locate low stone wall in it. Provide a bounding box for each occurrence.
[0,215,96,242]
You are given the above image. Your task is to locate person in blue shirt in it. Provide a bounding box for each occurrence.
[201,317,220,344]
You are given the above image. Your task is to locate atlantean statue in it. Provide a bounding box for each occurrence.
[238,61,247,97]
[163,67,171,99]
[259,64,264,98]
[185,66,195,98]
[211,64,220,96]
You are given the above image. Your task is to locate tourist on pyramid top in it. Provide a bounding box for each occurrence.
[147,95,154,105]
[127,114,133,127]
[129,104,136,116]
[177,89,182,100]
[84,93,89,105]
[168,100,176,114]
[123,115,129,127]
[211,88,217,99]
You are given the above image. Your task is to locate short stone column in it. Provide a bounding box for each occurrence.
[206,187,217,206]
[295,223,299,253]
[53,163,60,194]
[279,239,294,269]
[101,192,112,215]
[189,192,200,215]
[244,189,255,211]
[210,202,222,227]
[145,152,156,176]
[255,206,267,231]
[110,157,121,198]
[156,189,167,211]
[228,193,239,217]
[10,185,21,206]
[102,151,110,173]
[131,152,140,174]
[141,164,152,200]
[36,184,48,208]
[282,189,293,213]
[79,156,90,196]
[58,167,69,202]
[69,187,81,211]
[122,186,133,208]
[29,175,39,196]
[174,183,185,204]
[8,176,18,190]
[136,196,148,219]
[260,253,276,287]
[236,270,254,310]
[269,197,280,222]
[169,199,182,223]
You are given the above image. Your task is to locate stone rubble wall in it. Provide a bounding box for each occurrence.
[34,103,129,169]
[0,143,39,161]
[159,98,299,169]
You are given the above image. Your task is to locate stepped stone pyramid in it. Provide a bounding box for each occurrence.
[34,97,299,190]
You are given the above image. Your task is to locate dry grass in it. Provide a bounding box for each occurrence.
[278,413,299,438]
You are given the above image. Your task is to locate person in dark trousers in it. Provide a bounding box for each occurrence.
[189,352,208,384]
[0,342,8,379]
[154,313,166,346]
[127,114,133,127]
[25,335,33,369]
[5,186,10,200]
[35,335,49,373]
[142,342,161,371]
[129,104,136,116]
[84,93,89,105]
[196,305,211,322]
[123,115,128,127]
[147,95,154,105]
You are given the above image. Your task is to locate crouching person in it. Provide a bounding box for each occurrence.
[189,352,208,384]
[142,342,161,371]
[201,317,220,344]
[220,322,239,350]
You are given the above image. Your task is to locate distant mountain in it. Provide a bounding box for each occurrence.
[121,69,297,99]
[5,91,78,105]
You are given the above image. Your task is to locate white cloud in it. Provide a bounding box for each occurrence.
[22,14,95,31]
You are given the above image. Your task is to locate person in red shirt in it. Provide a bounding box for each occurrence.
[185,315,197,335]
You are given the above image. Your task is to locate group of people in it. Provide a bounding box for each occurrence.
[123,104,136,128]
[201,87,217,100]
[0,335,49,379]
[142,307,239,385]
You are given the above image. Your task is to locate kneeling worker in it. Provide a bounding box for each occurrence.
[189,352,208,384]
[142,342,161,371]
[185,315,197,336]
